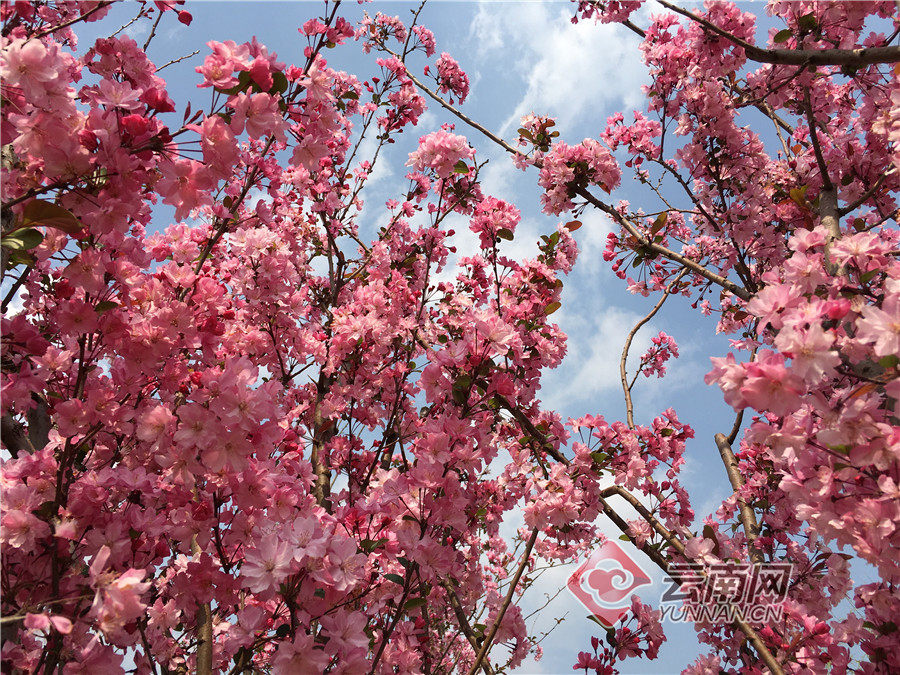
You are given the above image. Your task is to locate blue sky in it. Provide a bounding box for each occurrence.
[70,2,758,672]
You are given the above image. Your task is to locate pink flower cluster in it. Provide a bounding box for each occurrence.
[406,129,475,179]
[638,331,679,379]
[538,139,621,215]
[432,52,469,104]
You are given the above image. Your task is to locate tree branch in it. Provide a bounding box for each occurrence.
[28,1,114,41]
[440,580,496,675]
[599,485,784,675]
[654,0,900,68]
[391,50,753,302]
[620,269,687,428]
[572,188,752,301]
[714,433,763,566]
[190,534,213,675]
[466,528,539,675]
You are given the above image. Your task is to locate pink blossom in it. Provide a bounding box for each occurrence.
[433,52,469,103]
[683,537,716,564]
[228,92,285,140]
[88,546,150,634]
[272,633,330,674]
[406,130,475,179]
[856,279,900,358]
[538,139,620,215]
[241,537,294,594]
[740,350,806,417]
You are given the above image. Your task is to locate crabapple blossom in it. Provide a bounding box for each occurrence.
[3,1,900,674]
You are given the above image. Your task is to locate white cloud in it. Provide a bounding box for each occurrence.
[469,1,649,139]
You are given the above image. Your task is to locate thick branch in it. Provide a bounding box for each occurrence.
[655,0,900,68]
[714,433,763,566]
[820,188,842,276]
[190,535,213,675]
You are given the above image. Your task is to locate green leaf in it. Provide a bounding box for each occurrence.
[496,228,514,241]
[270,71,289,95]
[384,573,405,585]
[544,301,561,315]
[403,597,427,612]
[650,211,668,236]
[703,524,722,557]
[6,249,35,268]
[454,374,472,390]
[452,160,469,174]
[773,29,792,43]
[789,185,808,205]
[31,501,57,520]
[22,199,82,234]
[797,13,817,32]
[660,428,675,437]
[618,534,631,542]
[361,537,388,552]
[341,90,359,100]
[2,228,43,251]
[95,301,120,315]
[590,451,607,464]
[217,70,252,96]
[585,614,606,627]
[878,355,899,369]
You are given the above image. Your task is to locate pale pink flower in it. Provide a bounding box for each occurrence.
[88,546,150,635]
[740,350,806,417]
[272,633,330,674]
[406,130,475,179]
[856,279,900,358]
[241,537,294,594]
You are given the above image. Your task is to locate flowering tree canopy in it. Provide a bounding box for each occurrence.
[1,1,899,674]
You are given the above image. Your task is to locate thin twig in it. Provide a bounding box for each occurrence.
[392,50,752,302]
[158,50,200,72]
[142,10,164,53]
[620,269,688,428]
